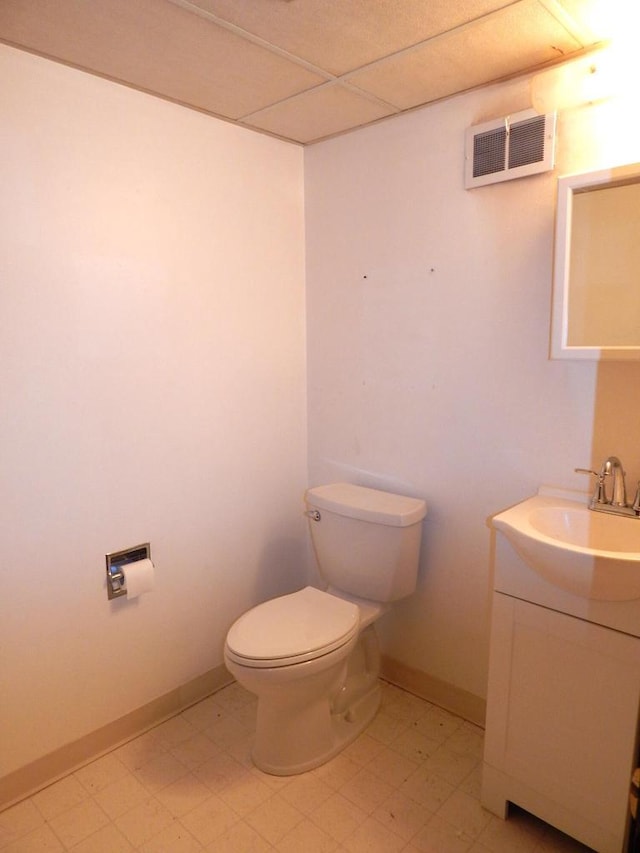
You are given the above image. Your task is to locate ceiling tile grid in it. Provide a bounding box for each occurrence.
[180,0,520,74]
[345,0,584,111]
[242,82,399,144]
[0,0,608,143]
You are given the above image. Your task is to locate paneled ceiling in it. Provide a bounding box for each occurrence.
[0,0,610,144]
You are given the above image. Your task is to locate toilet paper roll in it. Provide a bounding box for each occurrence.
[123,557,155,599]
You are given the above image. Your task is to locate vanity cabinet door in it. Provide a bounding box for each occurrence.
[482,593,640,853]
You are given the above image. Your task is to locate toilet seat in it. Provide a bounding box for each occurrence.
[225,586,359,668]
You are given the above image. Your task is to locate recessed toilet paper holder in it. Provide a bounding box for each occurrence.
[106,543,150,600]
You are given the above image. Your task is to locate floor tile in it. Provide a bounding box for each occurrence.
[436,790,493,841]
[211,682,254,715]
[179,793,240,846]
[366,711,410,745]
[0,679,601,853]
[2,822,64,852]
[194,752,248,793]
[31,776,88,821]
[224,733,256,769]
[413,706,464,743]
[138,820,204,852]
[115,731,168,773]
[0,799,45,847]
[154,774,211,818]
[169,733,221,770]
[338,767,395,815]
[180,696,225,731]
[276,817,337,853]
[74,753,129,795]
[245,792,304,844]
[114,796,175,848]
[207,819,273,852]
[47,798,109,848]
[423,744,479,787]
[458,764,482,800]
[389,725,440,763]
[365,745,419,788]
[341,815,406,852]
[446,723,484,759]
[308,792,368,843]
[151,716,198,750]
[411,813,475,852]
[371,789,432,841]
[134,752,190,794]
[68,822,134,852]
[218,772,274,817]
[280,774,334,816]
[404,759,461,806]
[311,754,361,791]
[249,766,293,793]
[204,715,254,750]
[342,733,385,767]
[380,684,432,723]
[92,771,150,820]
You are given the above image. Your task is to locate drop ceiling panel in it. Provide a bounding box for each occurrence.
[184,0,521,75]
[0,0,324,120]
[347,0,582,110]
[0,0,608,143]
[243,84,397,144]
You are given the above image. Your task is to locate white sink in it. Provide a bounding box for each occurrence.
[492,493,640,601]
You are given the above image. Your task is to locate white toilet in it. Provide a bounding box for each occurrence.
[223,482,427,775]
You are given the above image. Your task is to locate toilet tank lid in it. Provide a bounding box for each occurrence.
[305,483,427,527]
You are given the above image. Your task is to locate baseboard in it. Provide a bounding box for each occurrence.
[0,664,233,813]
[380,655,486,728]
[2,659,486,813]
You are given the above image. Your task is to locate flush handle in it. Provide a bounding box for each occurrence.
[304,510,321,522]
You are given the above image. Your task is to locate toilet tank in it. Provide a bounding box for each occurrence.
[305,483,427,602]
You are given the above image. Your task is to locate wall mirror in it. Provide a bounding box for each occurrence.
[551,162,640,360]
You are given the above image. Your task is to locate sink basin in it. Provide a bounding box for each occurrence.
[492,493,640,601]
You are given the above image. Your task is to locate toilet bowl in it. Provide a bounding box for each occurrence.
[224,483,427,775]
[225,586,377,774]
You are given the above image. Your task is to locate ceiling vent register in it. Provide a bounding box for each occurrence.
[464,109,556,189]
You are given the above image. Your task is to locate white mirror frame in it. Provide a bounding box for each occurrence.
[551,162,640,361]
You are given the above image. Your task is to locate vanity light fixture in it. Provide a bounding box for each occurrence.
[530,35,640,115]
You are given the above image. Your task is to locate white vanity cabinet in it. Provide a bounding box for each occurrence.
[483,592,640,852]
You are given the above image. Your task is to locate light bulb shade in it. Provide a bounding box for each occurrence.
[531,50,614,113]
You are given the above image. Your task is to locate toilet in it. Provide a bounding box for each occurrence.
[223,482,427,775]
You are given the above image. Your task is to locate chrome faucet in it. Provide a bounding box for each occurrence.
[576,456,640,518]
[601,456,627,507]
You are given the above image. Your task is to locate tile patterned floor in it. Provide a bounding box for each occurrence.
[0,681,594,852]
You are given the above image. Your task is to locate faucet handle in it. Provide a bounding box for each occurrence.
[575,467,608,505]
[633,482,640,515]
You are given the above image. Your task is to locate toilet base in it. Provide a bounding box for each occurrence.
[253,677,380,776]
[237,625,382,776]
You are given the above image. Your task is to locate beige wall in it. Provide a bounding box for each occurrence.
[304,69,640,707]
[0,45,308,779]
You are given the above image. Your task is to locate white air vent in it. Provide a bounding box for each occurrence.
[464,109,556,189]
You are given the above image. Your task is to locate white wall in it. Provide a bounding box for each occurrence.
[4,40,640,784]
[0,45,308,778]
[305,70,640,705]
